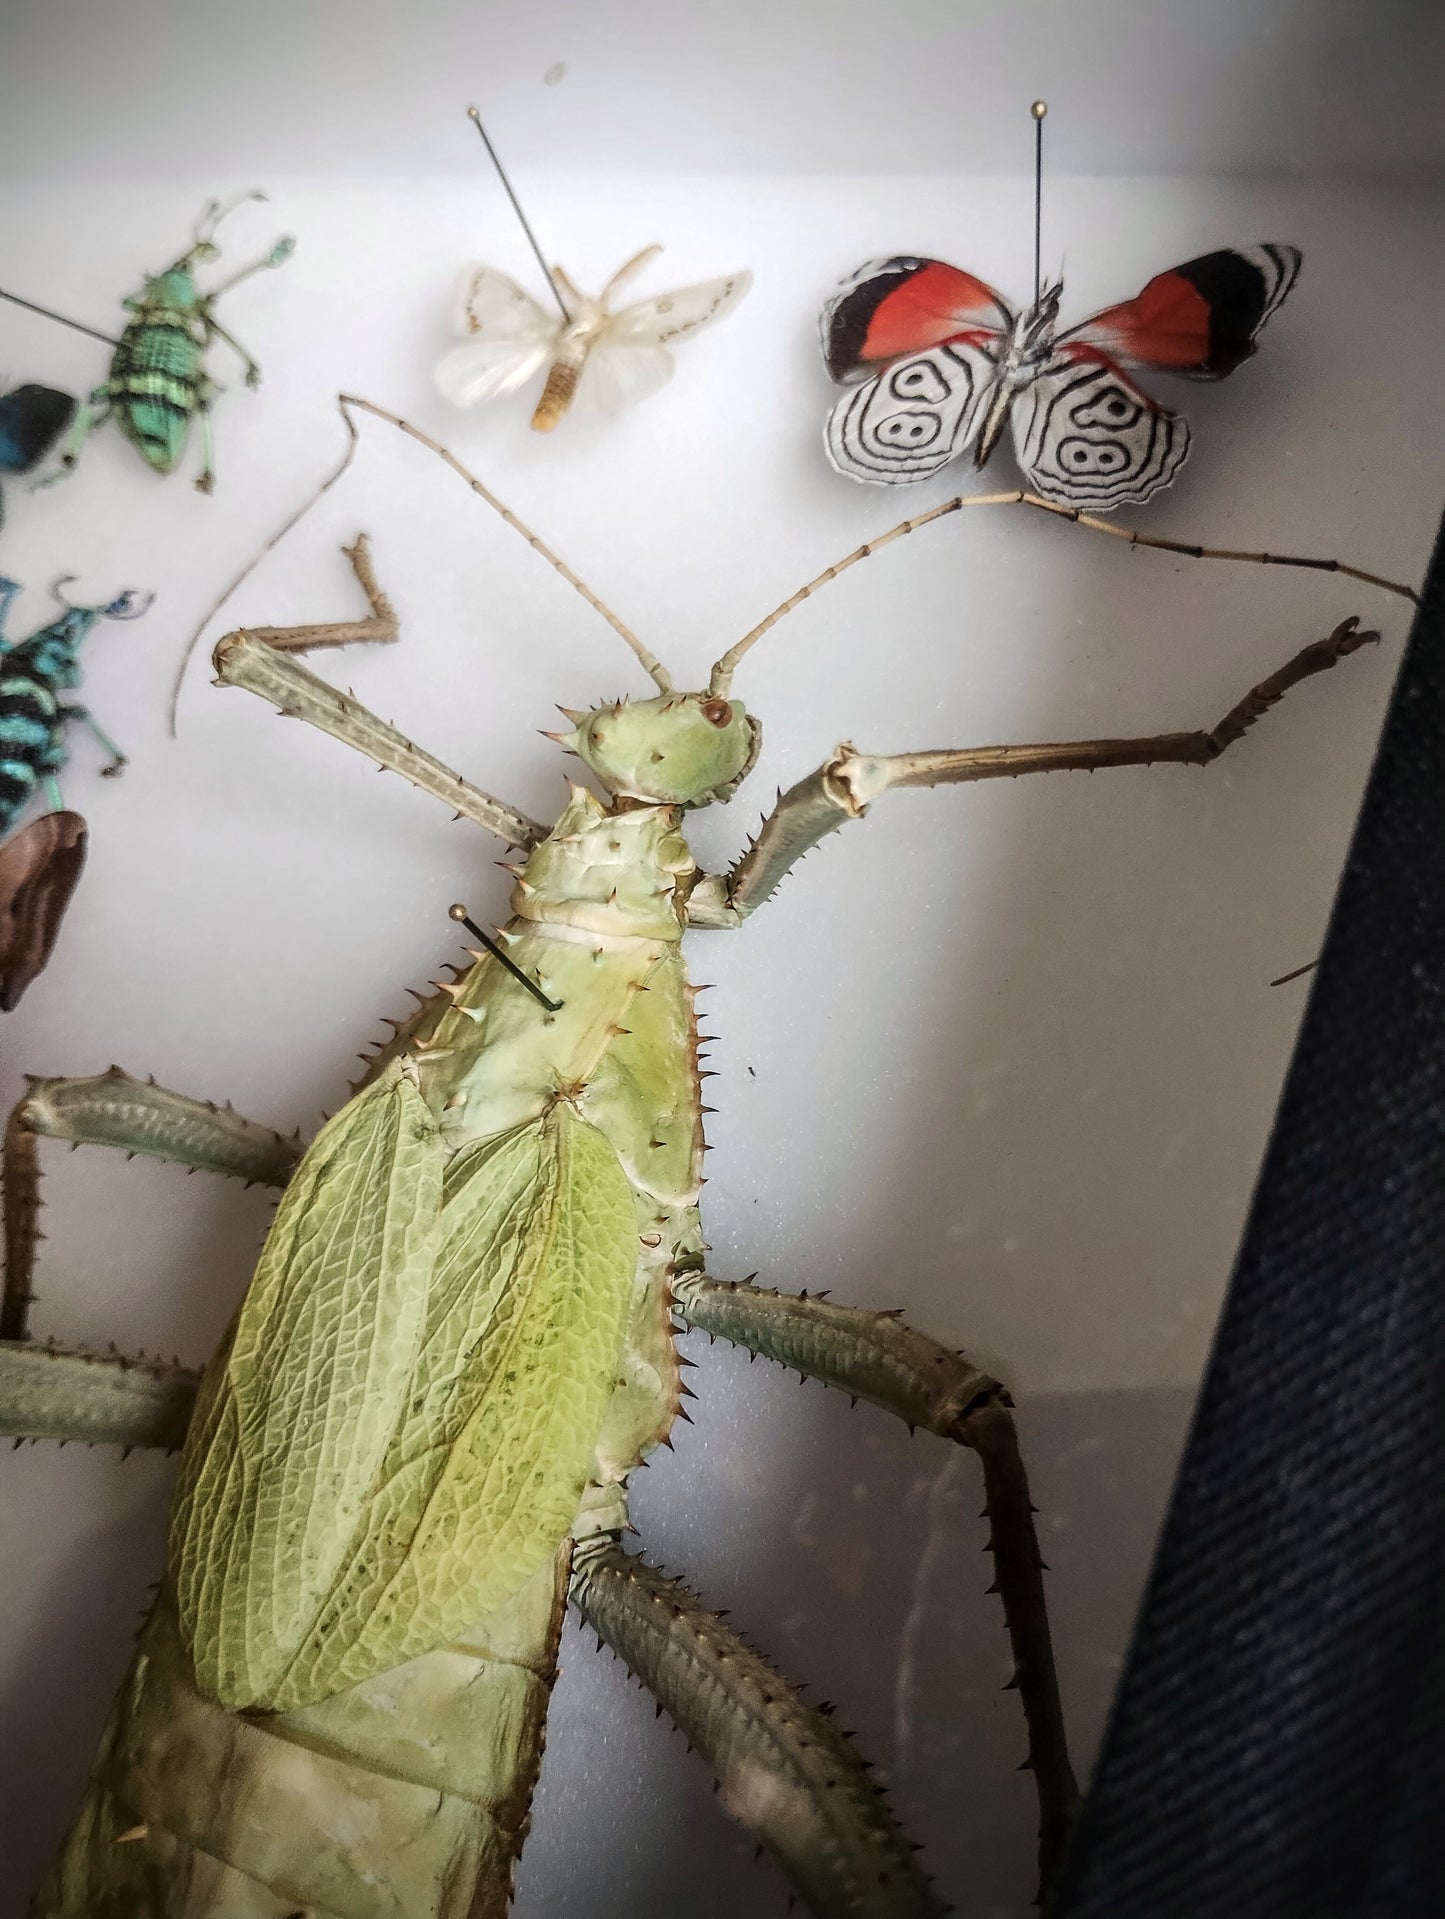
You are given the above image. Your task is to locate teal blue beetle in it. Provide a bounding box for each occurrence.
[56,196,293,493]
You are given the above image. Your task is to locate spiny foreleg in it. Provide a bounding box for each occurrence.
[672,1273,1077,1904]
[691,616,1379,925]
[2,1068,301,1343]
[571,1535,949,1919]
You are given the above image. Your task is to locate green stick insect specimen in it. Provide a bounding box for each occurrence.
[0,397,1419,1919]
[11,195,294,494]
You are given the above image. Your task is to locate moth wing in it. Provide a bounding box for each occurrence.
[825,339,996,485]
[572,338,676,416]
[602,269,753,347]
[1011,353,1191,510]
[1060,245,1302,382]
[0,384,77,475]
[821,257,1013,383]
[435,264,557,406]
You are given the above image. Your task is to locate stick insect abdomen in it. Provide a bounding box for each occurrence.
[34,1552,569,1919]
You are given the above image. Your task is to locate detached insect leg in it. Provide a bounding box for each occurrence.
[572,1535,948,1919]
[2,1068,302,1343]
[672,1272,1077,1902]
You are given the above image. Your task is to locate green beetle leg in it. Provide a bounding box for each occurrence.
[671,1272,1079,1904]
[194,399,215,493]
[205,316,262,388]
[37,396,108,487]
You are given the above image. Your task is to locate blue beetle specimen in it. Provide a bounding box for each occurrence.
[54,195,293,494]
[0,577,151,835]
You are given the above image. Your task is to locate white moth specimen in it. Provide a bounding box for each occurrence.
[435,246,752,432]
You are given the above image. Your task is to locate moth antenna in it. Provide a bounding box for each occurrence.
[706,494,1420,696]
[466,105,571,320]
[339,395,674,691]
[600,244,665,308]
[1031,101,1047,309]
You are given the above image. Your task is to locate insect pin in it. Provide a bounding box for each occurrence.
[0,384,77,525]
[820,101,1302,506]
[0,575,151,838]
[28,195,293,493]
[435,107,751,431]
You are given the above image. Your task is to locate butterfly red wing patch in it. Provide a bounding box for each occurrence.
[821,257,1013,383]
[1062,245,1302,381]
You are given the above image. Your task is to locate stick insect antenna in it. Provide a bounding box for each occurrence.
[339,396,672,690]
[467,106,571,322]
[708,493,1421,696]
[168,394,672,731]
[1032,100,1047,309]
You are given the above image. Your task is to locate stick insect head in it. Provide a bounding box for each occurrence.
[549,691,760,808]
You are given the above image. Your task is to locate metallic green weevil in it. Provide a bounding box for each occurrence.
[58,195,293,493]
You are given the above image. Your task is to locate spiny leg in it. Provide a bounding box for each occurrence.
[1,1343,198,1448]
[244,533,398,655]
[214,635,544,848]
[690,616,1379,925]
[672,1272,1077,1905]
[571,1534,948,1919]
[2,1068,302,1342]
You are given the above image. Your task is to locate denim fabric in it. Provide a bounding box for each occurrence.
[1054,514,1445,1919]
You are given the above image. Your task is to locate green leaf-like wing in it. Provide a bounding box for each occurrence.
[170,1061,442,1709]
[278,1100,637,1705]
[171,1065,638,1713]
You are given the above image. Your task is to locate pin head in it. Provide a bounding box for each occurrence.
[1031,100,1048,120]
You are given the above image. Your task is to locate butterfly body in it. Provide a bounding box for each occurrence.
[436,247,751,432]
[821,245,1301,506]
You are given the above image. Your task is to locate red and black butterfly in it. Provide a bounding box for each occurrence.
[820,245,1301,507]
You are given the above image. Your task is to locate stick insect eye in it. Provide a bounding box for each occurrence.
[700,698,732,728]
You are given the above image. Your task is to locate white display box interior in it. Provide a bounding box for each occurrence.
[1,2,1441,1913]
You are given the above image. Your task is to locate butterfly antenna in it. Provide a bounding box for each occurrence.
[467,106,571,321]
[707,491,1419,696]
[0,287,119,349]
[1031,100,1047,309]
